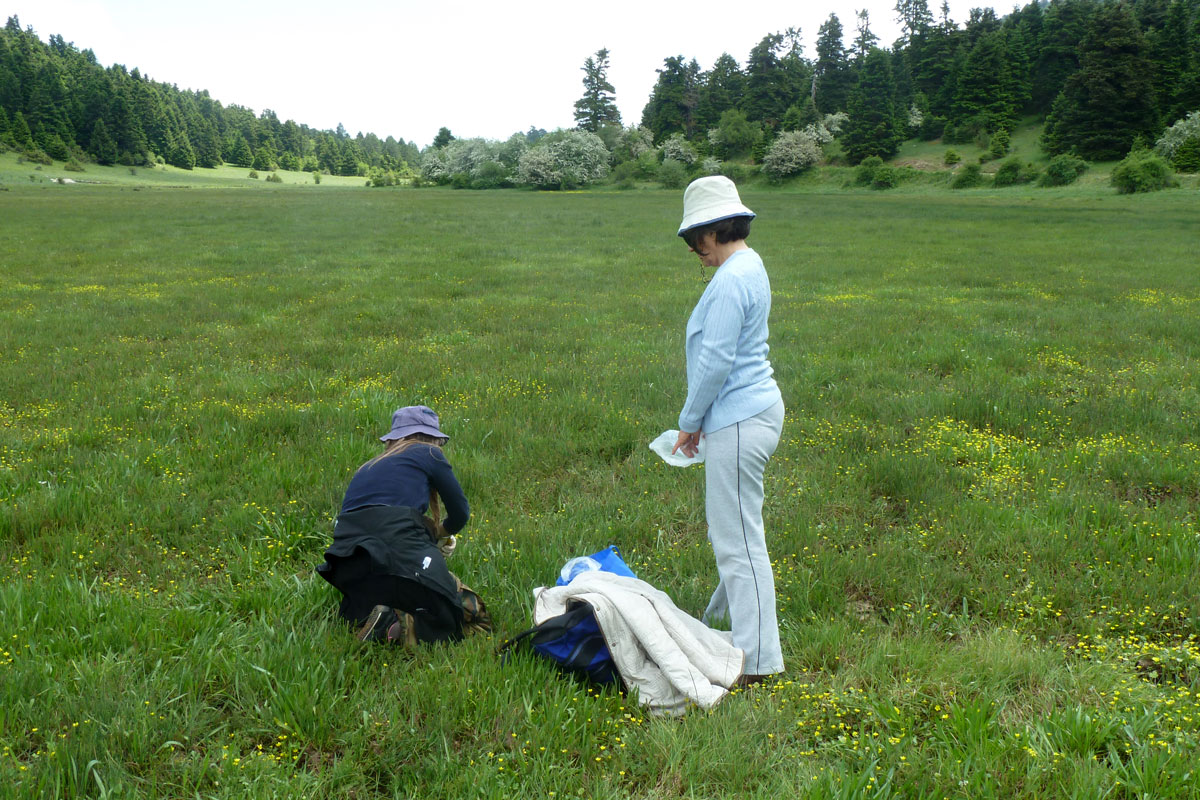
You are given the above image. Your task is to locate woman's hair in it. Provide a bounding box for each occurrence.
[681,215,753,255]
[366,433,446,467]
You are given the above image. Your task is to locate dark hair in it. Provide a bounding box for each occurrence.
[680,215,753,254]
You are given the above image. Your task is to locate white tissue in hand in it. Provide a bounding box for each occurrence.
[649,429,705,467]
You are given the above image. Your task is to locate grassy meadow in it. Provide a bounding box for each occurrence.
[2,181,1199,799]
[0,151,365,189]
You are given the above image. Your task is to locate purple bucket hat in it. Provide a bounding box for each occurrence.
[380,405,449,442]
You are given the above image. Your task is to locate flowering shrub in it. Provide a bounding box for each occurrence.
[515,130,610,189]
[761,130,822,182]
[822,112,848,136]
[420,148,449,182]
[759,113,847,182]
[444,138,496,177]
[617,126,655,160]
[907,103,925,133]
[419,138,513,187]
[514,146,559,188]
[661,134,697,166]
[1154,111,1200,171]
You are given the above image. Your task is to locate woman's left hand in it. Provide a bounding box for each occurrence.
[672,429,702,459]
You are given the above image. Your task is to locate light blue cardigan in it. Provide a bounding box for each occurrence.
[678,248,781,434]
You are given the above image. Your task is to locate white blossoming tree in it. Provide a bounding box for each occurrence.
[761,131,823,181]
[760,113,847,182]
[420,148,450,182]
[516,130,610,189]
[661,133,698,166]
[613,125,656,163]
[421,138,511,187]
[1155,111,1200,171]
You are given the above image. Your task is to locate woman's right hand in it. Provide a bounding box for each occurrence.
[672,429,701,459]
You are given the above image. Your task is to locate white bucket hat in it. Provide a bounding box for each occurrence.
[677,176,755,236]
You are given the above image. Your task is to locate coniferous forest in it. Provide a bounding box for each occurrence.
[0,16,421,175]
[2,0,1199,182]
[637,0,1199,163]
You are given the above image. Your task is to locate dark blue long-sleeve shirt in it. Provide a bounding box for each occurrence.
[339,445,470,534]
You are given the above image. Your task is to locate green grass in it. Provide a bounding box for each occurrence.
[888,118,1200,191]
[0,151,367,189]
[2,183,1200,798]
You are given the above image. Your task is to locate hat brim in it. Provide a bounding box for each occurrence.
[380,424,449,442]
[677,210,756,237]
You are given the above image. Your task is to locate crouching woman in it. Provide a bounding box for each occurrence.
[317,405,489,646]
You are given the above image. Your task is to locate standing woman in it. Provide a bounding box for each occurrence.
[671,176,785,685]
[318,405,486,647]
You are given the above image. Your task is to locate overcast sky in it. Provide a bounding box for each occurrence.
[9,0,985,147]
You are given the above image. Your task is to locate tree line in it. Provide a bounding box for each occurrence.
[3,1,1199,184]
[421,0,1200,191]
[634,0,1199,164]
[0,16,420,174]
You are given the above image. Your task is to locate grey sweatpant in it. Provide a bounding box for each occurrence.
[702,399,785,675]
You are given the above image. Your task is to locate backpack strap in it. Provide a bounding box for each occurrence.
[497,624,542,664]
[496,602,592,654]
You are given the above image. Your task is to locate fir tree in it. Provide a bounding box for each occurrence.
[1033,0,1092,114]
[814,14,854,113]
[228,134,254,167]
[952,30,1017,132]
[891,46,915,112]
[89,118,117,164]
[852,10,881,61]
[112,92,151,165]
[25,61,73,148]
[1003,24,1035,116]
[743,33,790,128]
[338,142,359,176]
[40,132,71,160]
[1147,0,1193,122]
[641,55,700,140]
[964,7,1002,45]
[0,34,18,112]
[696,53,745,131]
[280,119,304,158]
[1176,6,1200,117]
[166,131,195,169]
[1042,1,1159,160]
[252,143,276,171]
[895,0,935,43]
[781,96,820,130]
[11,110,34,150]
[911,9,963,118]
[573,48,621,132]
[841,48,901,163]
[192,119,221,168]
[779,27,812,114]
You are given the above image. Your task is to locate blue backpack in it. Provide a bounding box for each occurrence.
[499,601,620,685]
